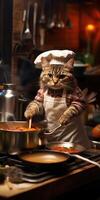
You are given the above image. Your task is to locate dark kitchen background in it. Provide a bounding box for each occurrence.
[0,0,100,121]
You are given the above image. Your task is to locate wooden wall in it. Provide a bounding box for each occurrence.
[11,0,80,84]
[10,0,100,85]
[12,0,80,52]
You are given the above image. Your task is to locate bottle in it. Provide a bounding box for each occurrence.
[0,83,16,121]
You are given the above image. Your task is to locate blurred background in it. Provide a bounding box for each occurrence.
[0,0,100,124]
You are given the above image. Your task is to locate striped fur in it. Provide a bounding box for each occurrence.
[24,56,92,125]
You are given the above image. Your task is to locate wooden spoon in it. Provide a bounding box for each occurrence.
[28,118,32,129]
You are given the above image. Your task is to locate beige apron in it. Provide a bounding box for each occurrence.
[43,90,91,149]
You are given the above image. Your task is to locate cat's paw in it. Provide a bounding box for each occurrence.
[24,103,39,119]
[59,115,67,125]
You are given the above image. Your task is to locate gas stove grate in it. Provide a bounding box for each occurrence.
[0,151,100,183]
[66,151,100,171]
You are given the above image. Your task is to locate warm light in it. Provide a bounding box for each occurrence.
[85,24,95,32]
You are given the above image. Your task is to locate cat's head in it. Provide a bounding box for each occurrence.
[40,54,75,90]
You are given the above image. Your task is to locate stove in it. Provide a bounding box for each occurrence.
[0,149,100,184]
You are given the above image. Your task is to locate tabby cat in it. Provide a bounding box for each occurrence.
[24,50,94,148]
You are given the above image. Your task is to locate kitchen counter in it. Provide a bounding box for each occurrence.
[0,149,100,200]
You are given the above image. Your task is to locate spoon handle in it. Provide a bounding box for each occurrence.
[28,118,32,129]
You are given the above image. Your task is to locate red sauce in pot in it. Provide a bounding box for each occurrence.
[0,126,40,132]
[50,146,79,154]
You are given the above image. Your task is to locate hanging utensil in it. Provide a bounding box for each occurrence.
[39,0,46,47]
[39,28,45,47]
[56,0,65,28]
[23,3,32,40]
[39,0,46,26]
[64,1,72,29]
[20,9,26,40]
[32,2,38,47]
[46,0,56,29]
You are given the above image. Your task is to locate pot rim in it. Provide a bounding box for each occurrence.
[0,121,41,133]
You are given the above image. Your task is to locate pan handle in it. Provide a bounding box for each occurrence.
[70,154,100,168]
[44,124,62,135]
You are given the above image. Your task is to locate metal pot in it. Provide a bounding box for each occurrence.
[0,121,44,154]
[0,83,16,121]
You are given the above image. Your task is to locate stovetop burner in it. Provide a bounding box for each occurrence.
[0,150,100,183]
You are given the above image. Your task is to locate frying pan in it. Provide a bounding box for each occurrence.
[17,150,70,172]
[46,142,85,154]
[46,142,100,168]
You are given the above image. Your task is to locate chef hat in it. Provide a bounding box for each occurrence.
[34,50,75,67]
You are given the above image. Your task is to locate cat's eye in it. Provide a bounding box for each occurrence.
[59,75,66,79]
[48,73,52,77]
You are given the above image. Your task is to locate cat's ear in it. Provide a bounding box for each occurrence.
[64,58,74,71]
[41,57,50,70]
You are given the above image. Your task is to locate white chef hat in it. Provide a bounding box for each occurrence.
[34,50,75,67]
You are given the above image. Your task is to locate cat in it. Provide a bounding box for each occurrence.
[24,50,95,149]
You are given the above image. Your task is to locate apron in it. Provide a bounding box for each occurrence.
[43,90,91,149]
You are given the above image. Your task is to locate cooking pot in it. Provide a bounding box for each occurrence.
[0,121,45,154]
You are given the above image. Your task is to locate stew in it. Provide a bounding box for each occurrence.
[50,146,80,154]
[0,126,40,132]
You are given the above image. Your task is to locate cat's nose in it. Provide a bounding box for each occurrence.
[53,77,58,84]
